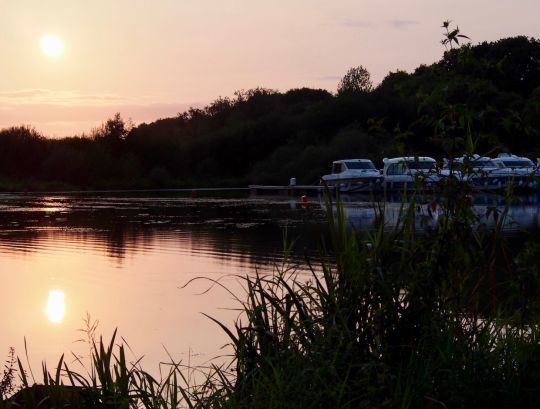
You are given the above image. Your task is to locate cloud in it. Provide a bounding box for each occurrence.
[0,89,128,107]
[342,20,376,29]
[0,89,200,137]
[342,19,419,30]
[389,20,419,30]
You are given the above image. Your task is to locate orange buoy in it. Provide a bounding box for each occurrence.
[300,195,308,209]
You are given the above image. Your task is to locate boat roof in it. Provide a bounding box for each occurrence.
[496,153,533,162]
[453,154,492,163]
[332,159,374,164]
[382,156,436,164]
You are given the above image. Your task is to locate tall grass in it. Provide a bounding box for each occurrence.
[3,180,540,408]
[1,328,232,408]
[204,183,540,408]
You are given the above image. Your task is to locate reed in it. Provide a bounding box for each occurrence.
[202,184,540,408]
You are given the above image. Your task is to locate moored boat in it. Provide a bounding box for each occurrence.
[492,153,538,190]
[448,154,516,191]
[321,159,383,192]
[382,156,440,191]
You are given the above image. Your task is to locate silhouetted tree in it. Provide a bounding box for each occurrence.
[93,113,132,142]
[337,65,373,95]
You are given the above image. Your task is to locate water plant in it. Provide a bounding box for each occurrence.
[0,348,16,401]
[197,185,540,408]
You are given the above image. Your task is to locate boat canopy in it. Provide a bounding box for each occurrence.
[342,161,376,170]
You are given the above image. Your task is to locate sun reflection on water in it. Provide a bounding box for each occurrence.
[46,289,66,324]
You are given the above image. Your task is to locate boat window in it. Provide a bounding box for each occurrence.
[501,160,533,168]
[344,161,376,170]
[407,161,435,170]
[387,163,405,175]
[332,163,343,174]
[470,160,496,168]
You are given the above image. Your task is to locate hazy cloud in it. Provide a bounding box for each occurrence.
[342,20,376,29]
[0,89,128,107]
[0,90,199,137]
[389,20,419,29]
[342,19,419,30]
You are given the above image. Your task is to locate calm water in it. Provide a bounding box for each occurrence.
[0,192,328,374]
[1,192,540,375]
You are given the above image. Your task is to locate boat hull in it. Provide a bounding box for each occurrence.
[321,177,383,193]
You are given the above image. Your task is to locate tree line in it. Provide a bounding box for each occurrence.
[1,35,540,190]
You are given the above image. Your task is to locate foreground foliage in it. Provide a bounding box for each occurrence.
[210,189,540,408]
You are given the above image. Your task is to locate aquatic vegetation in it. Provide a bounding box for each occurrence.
[202,190,540,408]
[0,348,16,401]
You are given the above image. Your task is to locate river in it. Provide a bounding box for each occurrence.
[1,191,539,378]
[0,192,328,376]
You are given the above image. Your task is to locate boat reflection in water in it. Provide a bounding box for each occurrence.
[321,193,540,233]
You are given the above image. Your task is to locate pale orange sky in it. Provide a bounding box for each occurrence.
[1,0,540,137]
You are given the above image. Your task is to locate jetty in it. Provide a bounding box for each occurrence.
[248,184,327,197]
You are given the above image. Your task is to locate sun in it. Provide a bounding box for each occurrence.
[40,34,64,57]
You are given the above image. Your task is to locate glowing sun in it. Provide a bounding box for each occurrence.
[40,34,64,57]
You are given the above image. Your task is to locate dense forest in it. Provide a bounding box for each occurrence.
[1,35,540,191]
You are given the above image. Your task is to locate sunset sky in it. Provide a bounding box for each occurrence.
[2,0,540,137]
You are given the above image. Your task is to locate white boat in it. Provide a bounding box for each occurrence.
[382,156,440,191]
[492,153,538,190]
[493,153,535,171]
[447,154,515,191]
[321,159,383,192]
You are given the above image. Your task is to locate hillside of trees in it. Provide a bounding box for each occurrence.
[1,35,540,191]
